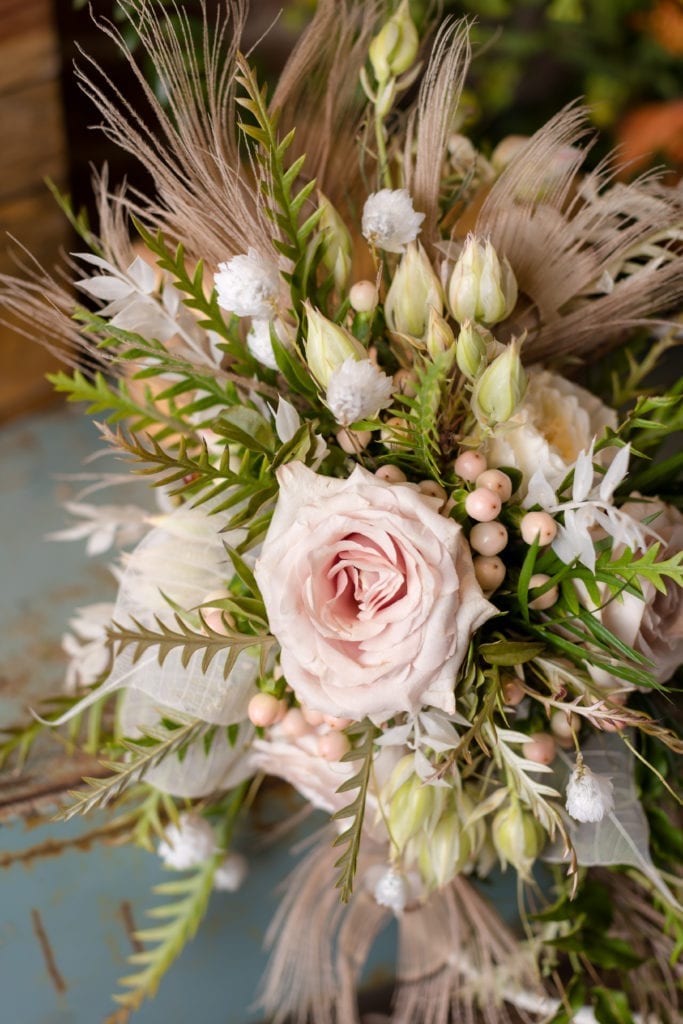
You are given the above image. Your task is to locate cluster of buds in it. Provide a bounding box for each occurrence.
[455,450,514,595]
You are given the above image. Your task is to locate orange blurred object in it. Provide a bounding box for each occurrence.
[616,99,683,178]
[637,0,683,56]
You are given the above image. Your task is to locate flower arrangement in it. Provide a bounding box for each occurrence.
[2,1,683,1021]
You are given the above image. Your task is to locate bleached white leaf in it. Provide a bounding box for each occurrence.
[545,733,682,912]
[127,254,157,293]
[375,722,414,747]
[274,398,300,443]
[599,444,630,502]
[572,443,595,502]
[72,251,117,271]
[76,275,133,301]
[523,468,557,509]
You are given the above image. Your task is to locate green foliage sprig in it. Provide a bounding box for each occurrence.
[332,718,380,903]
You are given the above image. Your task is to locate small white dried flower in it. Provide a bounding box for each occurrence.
[565,759,614,823]
[372,866,410,915]
[326,357,394,426]
[158,812,216,870]
[214,248,280,318]
[213,852,248,892]
[361,189,425,253]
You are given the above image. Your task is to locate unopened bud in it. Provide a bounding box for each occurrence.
[448,235,518,327]
[385,242,443,339]
[387,764,435,854]
[369,0,419,84]
[304,302,365,388]
[418,807,471,889]
[455,320,489,380]
[472,338,527,427]
[425,307,456,364]
[492,802,544,878]
[317,192,353,292]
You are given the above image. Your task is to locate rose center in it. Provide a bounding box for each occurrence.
[328,532,407,621]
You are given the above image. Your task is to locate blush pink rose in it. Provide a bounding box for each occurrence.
[254,463,496,721]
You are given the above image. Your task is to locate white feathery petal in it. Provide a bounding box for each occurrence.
[599,443,631,503]
[572,442,595,502]
[214,248,280,318]
[372,867,411,915]
[246,319,279,370]
[158,812,216,869]
[325,357,394,426]
[361,188,425,253]
[565,763,615,823]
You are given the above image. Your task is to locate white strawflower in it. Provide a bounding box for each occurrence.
[326,357,395,426]
[362,189,425,253]
[214,248,280,318]
[565,760,614,823]
[372,867,410,915]
[247,318,289,370]
[158,812,216,870]
[213,852,248,892]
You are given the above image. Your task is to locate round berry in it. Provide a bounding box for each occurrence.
[280,708,311,739]
[520,511,557,546]
[473,555,506,592]
[375,464,407,484]
[502,678,525,706]
[454,450,487,483]
[475,469,512,502]
[528,573,559,610]
[337,428,372,454]
[470,520,508,556]
[248,693,286,728]
[318,731,351,761]
[522,732,557,765]
[349,280,378,313]
[549,709,579,746]
[465,487,502,522]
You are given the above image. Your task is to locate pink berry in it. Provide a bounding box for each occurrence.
[470,520,508,556]
[201,606,235,636]
[454,450,487,483]
[502,678,525,706]
[528,573,559,610]
[337,428,372,454]
[520,511,557,546]
[280,708,311,739]
[301,706,325,727]
[349,280,378,312]
[523,732,557,765]
[323,715,353,730]
[318,731,351,761]
[248,693,286,727]
[418,479,447,508]
[375,464,407,483]
[475,469,512,502]
[473,555,506,591]
[549,709,578,746]
[465,486,502,522]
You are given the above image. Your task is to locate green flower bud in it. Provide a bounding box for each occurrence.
[385,242,443,339]
[425,307,456,365]
[471,338,527,427]
[455,320,489,380]
[447,235,518,327]
[369,0,419,84]
[317,192,353,293]
[304,302,365,388]
[491,802,544,878]
[388,774,436,854]
[418,808,471,890]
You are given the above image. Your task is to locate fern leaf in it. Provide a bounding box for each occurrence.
[331,719,379,903]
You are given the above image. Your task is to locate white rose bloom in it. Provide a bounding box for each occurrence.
[325,357,395,426]
[214,248,280,318]
[484,368,616,495]
[361,188,425,253]
[158,812,216,869]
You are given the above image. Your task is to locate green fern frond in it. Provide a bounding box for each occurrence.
[390,350,454,482]
[332,718,379,903]
[107,610,275,679]
[58,719,208,821]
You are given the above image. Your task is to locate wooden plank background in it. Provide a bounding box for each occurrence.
[0,0,69,422]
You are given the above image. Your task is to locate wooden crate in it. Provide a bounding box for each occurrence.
[0,0,69,422]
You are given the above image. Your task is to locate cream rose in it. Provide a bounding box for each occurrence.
[484,369,616,495]
[254,463,496,721]
[579,499,683,688]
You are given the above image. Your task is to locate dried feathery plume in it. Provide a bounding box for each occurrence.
[474,104,683,362]
[73,0,272,267]
[405,18,472,247]
[270,0,383,208]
